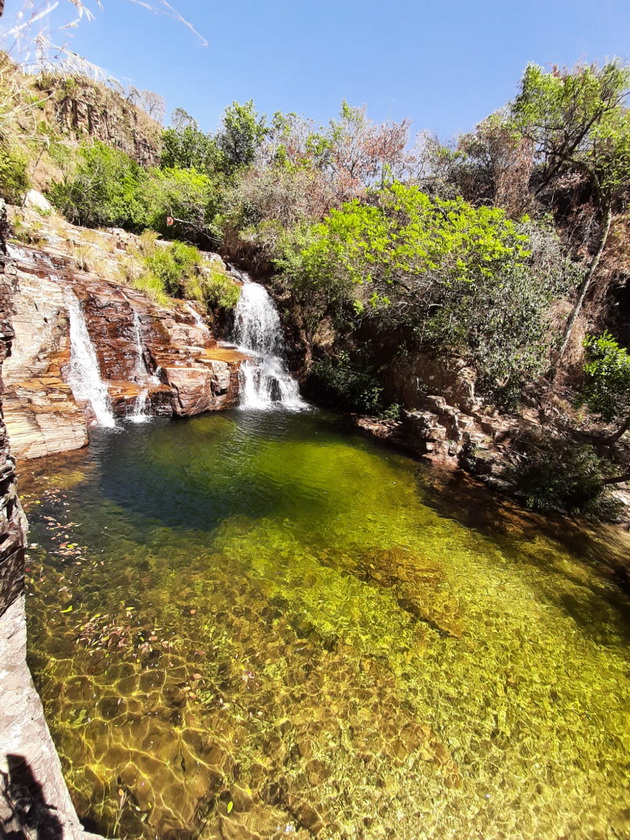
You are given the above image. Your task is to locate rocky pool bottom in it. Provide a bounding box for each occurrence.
[19,410,630,840]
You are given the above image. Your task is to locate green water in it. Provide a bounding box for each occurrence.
[21,410,630,840]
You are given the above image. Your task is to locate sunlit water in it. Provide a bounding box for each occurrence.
[21,411,630,840]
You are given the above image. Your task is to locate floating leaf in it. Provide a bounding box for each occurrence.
[227,801,233,814]
[60,605,73,613]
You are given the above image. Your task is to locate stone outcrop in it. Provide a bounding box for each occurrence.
[2,254,89,459]
[351,346,538,485]
[1,598,104,840]
[2,215,246,460]
[38,73,162,168]
[356,367,525,482]
[0,228,103,839]
[0,261,26,616]
[383,350,480,415]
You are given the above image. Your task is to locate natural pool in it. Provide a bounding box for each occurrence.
[21,410,630,840]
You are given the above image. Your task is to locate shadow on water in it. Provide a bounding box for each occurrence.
[89,410,340,537]
[17,408,630,840]
[415,467,630,645]
[0,755,63,839]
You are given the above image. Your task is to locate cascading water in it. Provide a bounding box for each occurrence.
[65,291,116,427]
[130,388,149,424]
[185,302,212,341]
[232,276,307,410]
[129,308,156,423]
[131,309,148,382]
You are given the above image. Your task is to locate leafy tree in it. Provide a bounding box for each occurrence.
[224,164,332,237]
[49,143,222,245]
[141,166,221,245]
[306,101,410,202]
[161,117,220,172]
[582,332,630,443]
[426,114,533,216]
[510,61,630,361]
[279,183,571,403]
[216,100,268,173]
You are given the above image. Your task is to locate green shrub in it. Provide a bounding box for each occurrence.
[141,166,222,245]
[197,267,240,310]
[309,351,384,413]
[279,185,572,405]
[0,145,29,203]
[48,141,146,229]
[509,438,621,518]
[161,123,220,172]
[581,332,630,426]
[131,270,170,306]
[135,234,202,297]
[123,232,239,311]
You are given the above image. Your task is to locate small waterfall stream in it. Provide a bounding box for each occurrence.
[65,291,116,427]
[130,388,149,423]
[185,302,212,341]
[129,309,150,423]
[232,276,307,410]
[131,309,148,382]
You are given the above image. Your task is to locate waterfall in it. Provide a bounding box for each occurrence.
[130,388,150,424]
[232,276,307,411]
[128,308,157,422]
[185,302,212,340]
[65,291,116,427]
[131,309,148,382]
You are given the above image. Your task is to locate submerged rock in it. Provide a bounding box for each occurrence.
[355,546,464,638]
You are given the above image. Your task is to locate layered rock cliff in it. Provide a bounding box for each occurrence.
[3,208,246,460]
[0,210,103,839]
[0,205,252,837]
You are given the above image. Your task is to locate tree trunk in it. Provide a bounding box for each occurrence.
[554,205,613,368]
[600,470,630,486]
[607,415,630,444]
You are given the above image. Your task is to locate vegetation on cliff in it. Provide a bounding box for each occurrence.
[3,51,630,518]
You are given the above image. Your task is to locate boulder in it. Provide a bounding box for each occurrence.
[23,189,52,213]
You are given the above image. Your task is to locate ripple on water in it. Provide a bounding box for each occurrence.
[21,409,630,840]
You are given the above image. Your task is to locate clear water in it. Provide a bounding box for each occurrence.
[21,411,630,840]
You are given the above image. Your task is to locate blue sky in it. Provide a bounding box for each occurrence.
[6,0,630,139]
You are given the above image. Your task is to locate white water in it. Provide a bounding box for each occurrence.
[65,291,116,427]
[232,277,307,411]
[130,388,150,424]
[131,309,148,383]
[128,308,157,422]
[185,302,212,340]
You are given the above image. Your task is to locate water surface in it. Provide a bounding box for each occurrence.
[22,410,630,840]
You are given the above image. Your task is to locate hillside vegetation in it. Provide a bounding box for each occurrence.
[3,54,630,519]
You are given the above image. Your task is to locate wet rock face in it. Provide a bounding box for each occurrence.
[0,268,27,616]
[2,241,246,459]
[2,258,89,459]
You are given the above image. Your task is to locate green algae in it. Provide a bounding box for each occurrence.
[21,411,630,840]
